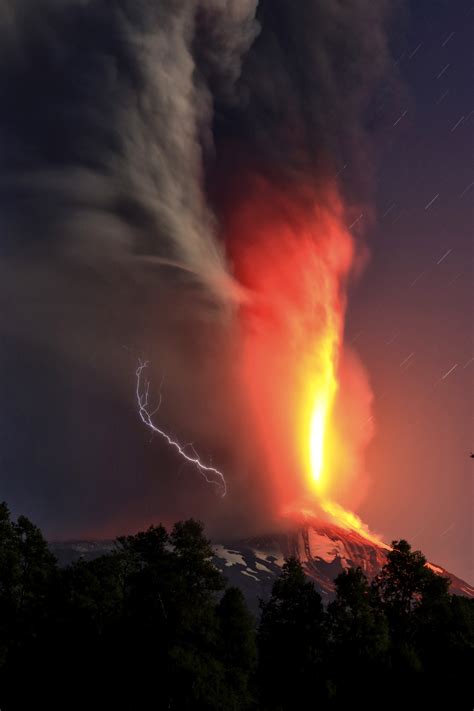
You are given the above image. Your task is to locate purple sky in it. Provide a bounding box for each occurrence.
[350,0,473,581]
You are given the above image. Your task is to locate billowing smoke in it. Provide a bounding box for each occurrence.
[0,0,258,299]
[0,0,401,539]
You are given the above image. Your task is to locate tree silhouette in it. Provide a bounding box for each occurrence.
[329,566,388,656]
[0,503,57,709]
[373,539,456,705]
[375,540,450,617]
[0,505,473,711]
[217,587,257,710]
[258,557,325,709]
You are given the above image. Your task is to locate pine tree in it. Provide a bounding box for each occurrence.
[258,557,325,709]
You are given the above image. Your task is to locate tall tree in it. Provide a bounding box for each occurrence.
[327,567,389,704]
[258,557,326,710]
[374,540,453,704]
[217,586,257,710]
[0,503,58,709]
[166,519,227,710]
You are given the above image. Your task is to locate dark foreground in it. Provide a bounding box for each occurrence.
[1,503,473,710]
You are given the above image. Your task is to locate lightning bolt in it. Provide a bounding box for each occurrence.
[136,361,227,496]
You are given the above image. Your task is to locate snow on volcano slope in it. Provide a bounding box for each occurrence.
[214,522,474,611]
[51,521,474,614]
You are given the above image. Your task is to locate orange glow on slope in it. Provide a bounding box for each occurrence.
[226,176,379,543]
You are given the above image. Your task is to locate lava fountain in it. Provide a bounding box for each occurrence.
[226,176,380,543]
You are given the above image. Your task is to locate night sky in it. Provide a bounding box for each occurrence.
[0,0,472,583]
[349,0,473,583]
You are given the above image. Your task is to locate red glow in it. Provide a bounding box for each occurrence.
[226,175,379,541]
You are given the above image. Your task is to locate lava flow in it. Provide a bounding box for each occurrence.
[226,176,380,544]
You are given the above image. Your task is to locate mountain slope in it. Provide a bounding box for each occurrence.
[214,521,474,611]
[51,520,474,613]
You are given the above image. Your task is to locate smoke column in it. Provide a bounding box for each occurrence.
[206,1,400,533]
[0,0,402,536]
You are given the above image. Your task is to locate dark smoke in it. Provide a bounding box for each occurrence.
[0,0,401,538]
[209,1,399,205]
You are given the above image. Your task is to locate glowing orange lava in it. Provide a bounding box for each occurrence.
[305,324,338,491]
[226,175,380,544]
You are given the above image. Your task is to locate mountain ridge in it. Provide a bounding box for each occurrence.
[50,519,474,612]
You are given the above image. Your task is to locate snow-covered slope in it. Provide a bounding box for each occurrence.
[51,521,474,613]
[213,522,474,610]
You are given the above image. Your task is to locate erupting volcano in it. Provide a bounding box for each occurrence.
[2,0,471,596]
[224,177,378,542]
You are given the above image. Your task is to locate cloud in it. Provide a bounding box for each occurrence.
[0,0,402,538]
[209,1,400,202]
[0,0,260,302]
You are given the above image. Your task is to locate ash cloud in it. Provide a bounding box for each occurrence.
[0,0,401,538]
[0,0,259,297]
[209,0,401,214]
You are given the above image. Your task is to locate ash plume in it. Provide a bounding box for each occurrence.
[0,0,402,538]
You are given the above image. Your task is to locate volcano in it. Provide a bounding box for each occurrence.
[213,520,474,612]
[51,520,474,613]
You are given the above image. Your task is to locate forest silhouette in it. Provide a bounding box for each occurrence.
[0,502,472,709]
